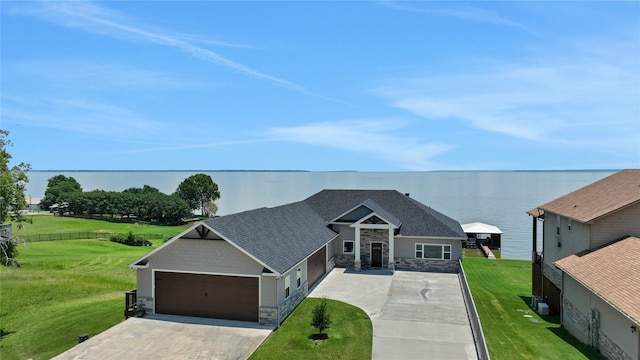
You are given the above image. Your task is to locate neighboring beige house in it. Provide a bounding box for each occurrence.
[528,169,640,359]
[556,237,639,360]
[129,190,466,326]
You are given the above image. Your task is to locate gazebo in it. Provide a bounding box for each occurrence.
[461,222,503,249]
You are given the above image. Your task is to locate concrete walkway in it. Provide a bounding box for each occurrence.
[51,315,273,360]
[309,268,477,360]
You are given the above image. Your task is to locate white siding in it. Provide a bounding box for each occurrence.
[543,211,590,275]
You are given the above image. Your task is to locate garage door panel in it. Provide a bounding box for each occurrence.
[308,246,326,288]
[155,272,258,322]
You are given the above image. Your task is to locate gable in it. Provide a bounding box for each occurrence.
[305,190,466,239]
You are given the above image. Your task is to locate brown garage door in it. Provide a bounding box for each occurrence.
[307,246,326,288]
[155,272,258,322]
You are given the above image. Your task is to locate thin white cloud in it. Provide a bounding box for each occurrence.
[265,120,454,170]
[2,94,162,138]
[10,60,193,91]
[15,1,312,95]
[383,1,528,30]
[374,38,640,150]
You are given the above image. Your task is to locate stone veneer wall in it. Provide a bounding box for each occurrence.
[259,306,278,326]
[562,298,589,343]
[276,281,308,326]
[543,262,562,289]
[394,257,459,273]
[138,296,154,314]
[334,254,354,267]
[598,329,634,360]
[359,228,389,269]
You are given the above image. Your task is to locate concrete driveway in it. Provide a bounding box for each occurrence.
[309,268,477,360]
[51,315,273,360]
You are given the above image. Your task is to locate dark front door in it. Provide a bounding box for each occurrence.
[371,242,383,268]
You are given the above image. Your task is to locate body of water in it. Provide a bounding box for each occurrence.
[24,170,615,260]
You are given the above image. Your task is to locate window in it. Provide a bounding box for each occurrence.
[285,275,291,298]
[296,267,302,288]
[567,218,572,231]
[343,240,354,254]
[415,244,452,260]
[556,214,561,235]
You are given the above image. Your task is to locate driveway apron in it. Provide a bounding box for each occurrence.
[51,315,273,360]
[309,268,477,360]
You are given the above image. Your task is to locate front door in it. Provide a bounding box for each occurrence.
[371,242,383,268]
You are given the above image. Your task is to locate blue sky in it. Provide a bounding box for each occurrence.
[1,1,639,171]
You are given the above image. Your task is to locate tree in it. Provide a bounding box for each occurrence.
[0,130,30,266]
[310,298,332,338]
[175,174,220,217]
[40,175,82,210]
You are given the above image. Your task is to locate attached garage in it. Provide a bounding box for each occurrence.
[154,271,259,322]
[307,246,326,289]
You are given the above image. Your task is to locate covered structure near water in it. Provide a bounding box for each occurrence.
[461,222,503,249]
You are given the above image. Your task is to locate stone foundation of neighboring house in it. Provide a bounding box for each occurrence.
[543,262,562,289]
[394,257,459,273]
[562,298,589,344]
[276,282,308,326]
[598,328,634,360]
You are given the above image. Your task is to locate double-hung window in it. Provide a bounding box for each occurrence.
[296,267,302,288]
[285,275,291,298]
[343,240,355,254]
[415,244,451,260]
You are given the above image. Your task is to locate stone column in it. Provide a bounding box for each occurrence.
[354,226,361,271]
[388,226,395,273]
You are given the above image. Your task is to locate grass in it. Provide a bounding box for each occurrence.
[249,298,372,360]
[0,217,187,360]
[14,214,188,240]
[462,258,605,360]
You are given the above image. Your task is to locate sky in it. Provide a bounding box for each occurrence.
[1,1,639,171]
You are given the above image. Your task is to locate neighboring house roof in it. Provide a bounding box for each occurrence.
[527,169,640,222]
[304,190,466,238]
[202,201,337,274]
[461,222,503,235]
[555,236,640,324]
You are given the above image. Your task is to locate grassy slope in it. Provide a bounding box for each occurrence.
[1,217,187,360]
[15,214,186,239]
[462,258,605,360]
[249,298,372,360]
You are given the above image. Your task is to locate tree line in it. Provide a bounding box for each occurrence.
[40,174,220,224]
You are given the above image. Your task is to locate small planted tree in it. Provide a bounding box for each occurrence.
[310,298,332,340]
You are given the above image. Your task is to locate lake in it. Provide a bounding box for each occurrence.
[24,170,615,260]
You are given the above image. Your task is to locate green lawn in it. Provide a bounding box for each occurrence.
[249,298,372,360]
[0,217,186,360]
[14,214,188,240]
[462,258,605,360]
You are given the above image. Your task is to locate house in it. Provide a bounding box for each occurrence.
[555,237,639,360]
[129,189,466,326]
[527,169,640,359]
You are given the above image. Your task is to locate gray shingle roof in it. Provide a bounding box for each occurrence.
[203,201,337,274]
[201,189,465,274]
[304,190,466,238]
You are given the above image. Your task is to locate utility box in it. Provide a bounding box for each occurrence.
[538,302,549,316]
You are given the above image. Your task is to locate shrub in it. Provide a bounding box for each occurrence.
[310,297,332,337]
[109,231,152,246]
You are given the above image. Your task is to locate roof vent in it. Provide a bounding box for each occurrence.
[405,193,410,197]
